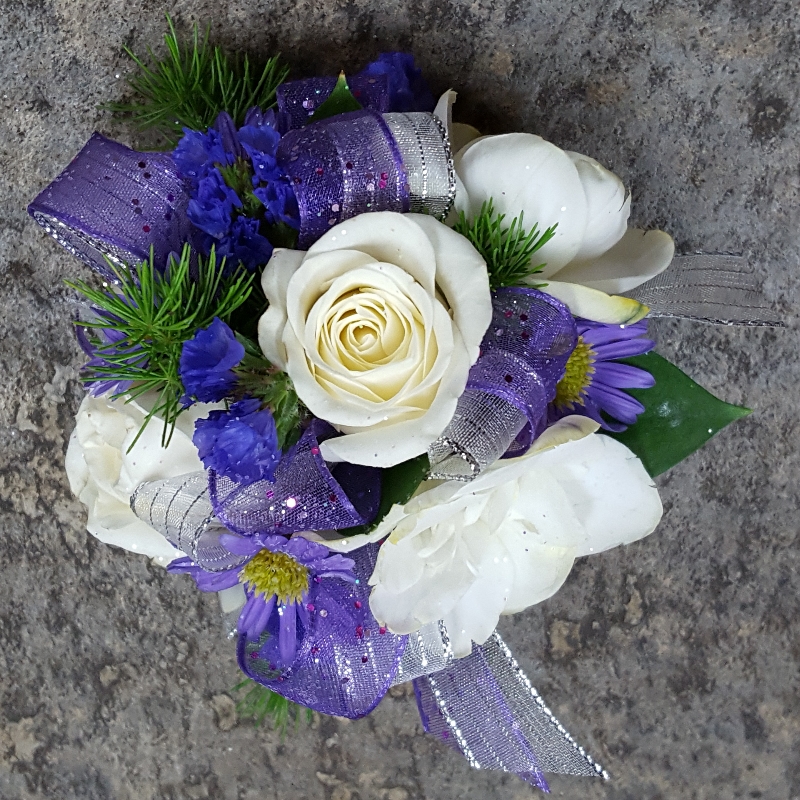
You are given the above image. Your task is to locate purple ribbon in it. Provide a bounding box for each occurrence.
[276,110,410,249]
[238,543,408,717]
[472,288,577,455]
[28,133,196,281]
[209,419,381,537]
[277,73,391,130]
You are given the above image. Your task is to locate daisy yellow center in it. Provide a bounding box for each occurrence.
[554,337,596,409]
[240,549,309,605]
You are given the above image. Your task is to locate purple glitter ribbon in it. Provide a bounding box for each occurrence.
[209,419,381,537]
[28,133,196,281]
[238,543,408,717]
[277,74,391,129]
[276,110,410,249]
[428,288,577,480]
[472,288,578,454]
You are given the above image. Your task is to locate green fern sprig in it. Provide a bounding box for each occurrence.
[67,244,253,448]
[107,15,289,145]
[232,679,314,734]
[453,199,558,290]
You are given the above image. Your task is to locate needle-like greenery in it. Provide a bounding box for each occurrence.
[108,15,289,145]
[453,199,558,290]
[232,679,314,734]
[67,245,253,448]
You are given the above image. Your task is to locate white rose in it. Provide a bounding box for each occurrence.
[454,133,675,322]
[366,417,663,656]
[65,393,219,565]
[258,211,492,468]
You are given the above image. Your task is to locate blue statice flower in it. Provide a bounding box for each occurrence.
[253,180,300,227]
[187,168,242,239]
[549,318,656,432]
[193,397,281,483]
[172,126,232,182]
[216,215,275,272]
[168,534,355,668]
[173,108,299,271]
[179,317,245,403]
[362,52,435,112]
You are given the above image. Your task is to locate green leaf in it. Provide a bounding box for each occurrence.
[607,352,751,477]
[338,454,430,537]
[307,72,362,123]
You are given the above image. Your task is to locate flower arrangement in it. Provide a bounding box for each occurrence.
[30,19,773,791]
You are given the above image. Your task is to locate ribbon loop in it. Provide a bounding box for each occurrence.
[276,110,454,248]
[429,288,577,480]
[130,472,245,572]
[209,420,381,537]
[238,543,408,719]
[28,133,195,281]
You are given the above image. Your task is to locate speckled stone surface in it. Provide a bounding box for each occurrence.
[1,1,798,798]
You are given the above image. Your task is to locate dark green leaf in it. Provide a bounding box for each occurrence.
[307,72,362,123]
[607,352,751,477]
[338,454,430,537]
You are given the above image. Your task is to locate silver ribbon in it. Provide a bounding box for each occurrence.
[624,254,784,326]
[394,621,607,786]
[130,472,246,572]
[383,111,457,219]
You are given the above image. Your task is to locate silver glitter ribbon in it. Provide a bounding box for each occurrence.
[397,622,607,790]
[624,254,784,326]
[130,472,245,572]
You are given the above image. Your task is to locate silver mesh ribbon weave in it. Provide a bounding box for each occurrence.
[625,254,784,326]
[383,112,456,219]
[428,390,528,480]
[399,622,608,789]
[130,472,246,572]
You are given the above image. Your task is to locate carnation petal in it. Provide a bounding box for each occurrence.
[499,536,575,615]
[454,132,588,276]
[565,151,630,263]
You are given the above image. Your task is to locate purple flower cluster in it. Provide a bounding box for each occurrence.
[179,317,244,403]
[193,397,281,483]
[362,52,435,113]
[173,108,299,271]
[169,534,355,668]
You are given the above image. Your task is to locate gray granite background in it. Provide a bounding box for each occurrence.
[1,0,799,798]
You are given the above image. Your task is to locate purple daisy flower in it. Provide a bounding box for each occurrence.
[549,318,655,432]
[169,535,355,668]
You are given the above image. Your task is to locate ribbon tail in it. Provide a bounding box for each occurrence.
[623,254,785,326]
[412,631,609,792]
